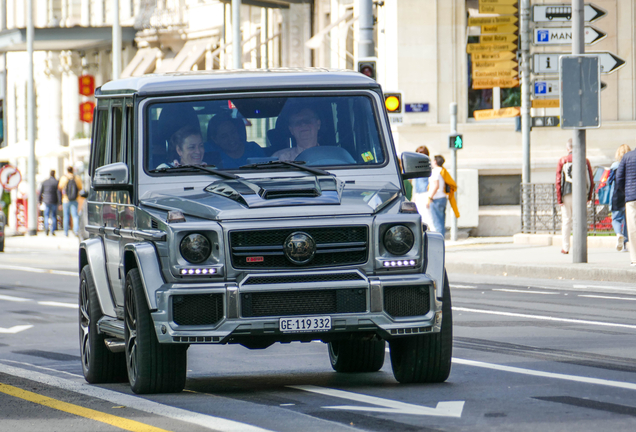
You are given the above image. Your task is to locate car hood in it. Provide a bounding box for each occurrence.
[139,175,401,221]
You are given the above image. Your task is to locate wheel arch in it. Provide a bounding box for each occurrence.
[424,231,445,299]
[80,238,117,317]
[123,242,165,311]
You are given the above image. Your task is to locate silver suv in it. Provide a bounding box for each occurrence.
[79,69,451,394]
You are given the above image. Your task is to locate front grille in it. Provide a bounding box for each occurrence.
[384,286,430,318]
[243,272,364,285]
[172,294,224,326]
[230,226,368,269]
[241,288,367,318]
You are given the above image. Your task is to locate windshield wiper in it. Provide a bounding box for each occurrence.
[149,164,239,180]
[239,160,332,177]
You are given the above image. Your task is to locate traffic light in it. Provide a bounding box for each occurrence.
[384,92,402,114]
[449,134,463,150]
[357,57,378,80]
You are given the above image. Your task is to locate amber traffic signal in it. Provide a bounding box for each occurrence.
[384,92,402,114]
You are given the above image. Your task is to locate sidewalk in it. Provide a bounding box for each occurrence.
[446,235,635,284]
[3,230,80,252]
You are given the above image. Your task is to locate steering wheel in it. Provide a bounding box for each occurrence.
[295,146,356,166]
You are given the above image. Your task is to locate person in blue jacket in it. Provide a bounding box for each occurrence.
[616,146,636,266]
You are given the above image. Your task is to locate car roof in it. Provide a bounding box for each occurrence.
[96,68,381,97]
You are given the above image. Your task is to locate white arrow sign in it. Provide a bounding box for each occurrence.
[533,26,605,45]
[532,4,607,23]
[289,385,465,417]
[533,52,626,75]
[0,325,33,334]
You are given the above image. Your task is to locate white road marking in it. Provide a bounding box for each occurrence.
[2,360,83,378]
[0,264,76,277]
[578,294,636,301]
[0,294,30,302]
[0,362,274,432]
[453,307,636,329]
[453,358,636,391]
[0,325,33,334]
[289,385,464,418]
[450,284,477,289]
[37,301,78,309]
[493,289,559,295]
[574,284,617,290]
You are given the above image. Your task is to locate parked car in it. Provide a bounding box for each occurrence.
[79,69,449,394]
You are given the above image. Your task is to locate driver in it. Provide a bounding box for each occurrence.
[273,107,321,161]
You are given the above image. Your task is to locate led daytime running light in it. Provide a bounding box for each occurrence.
[180,268,217,275]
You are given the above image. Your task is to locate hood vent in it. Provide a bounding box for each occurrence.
[259,187,320,200]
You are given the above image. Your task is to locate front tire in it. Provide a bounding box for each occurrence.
[79,266,126,383]
[328,338,385,373]
[389,271,453,383]
[125,268,187,394]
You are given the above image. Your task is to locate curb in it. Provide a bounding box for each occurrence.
[446,261,635,284]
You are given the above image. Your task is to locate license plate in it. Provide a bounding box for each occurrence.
[279,316,331,333]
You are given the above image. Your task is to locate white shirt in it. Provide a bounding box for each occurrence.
[429,167,446,200]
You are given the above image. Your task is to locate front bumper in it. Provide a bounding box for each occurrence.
[150,270,442,344]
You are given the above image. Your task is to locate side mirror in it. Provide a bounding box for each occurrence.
[93,162,130,190]
[401,152,431,179]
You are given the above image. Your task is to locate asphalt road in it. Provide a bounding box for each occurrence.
[1,245,636,431]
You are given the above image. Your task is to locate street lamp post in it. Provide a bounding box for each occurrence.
[113,0,121,80]
[27,0,36,236]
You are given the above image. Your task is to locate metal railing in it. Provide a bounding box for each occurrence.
[520,183,612,234]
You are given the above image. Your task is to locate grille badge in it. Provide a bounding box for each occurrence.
[283,232,316,265]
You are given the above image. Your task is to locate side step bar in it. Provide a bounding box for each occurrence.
[98,317,125,339]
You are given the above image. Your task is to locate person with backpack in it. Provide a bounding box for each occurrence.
[58,166,83,237]
[608,144,631,252]
[555,138,594,254]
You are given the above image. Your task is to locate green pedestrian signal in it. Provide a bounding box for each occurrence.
[449,134,463,150]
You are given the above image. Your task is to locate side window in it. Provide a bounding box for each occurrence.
[125,99,134,170]
[92,108,109,173]
[111,102,124,163]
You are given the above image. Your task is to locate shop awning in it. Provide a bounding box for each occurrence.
[0,26,136,52]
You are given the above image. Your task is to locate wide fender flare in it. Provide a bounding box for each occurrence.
[123,243,165,311]
[425,231,446,299]
[79,237,117,318]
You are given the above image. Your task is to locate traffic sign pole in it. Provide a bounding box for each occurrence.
[449,102,458,243]
[27,0,36,236]
[571,0,587,264]
[520,0,532,234]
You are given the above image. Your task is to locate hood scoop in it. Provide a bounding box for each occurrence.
[206,175,342,208]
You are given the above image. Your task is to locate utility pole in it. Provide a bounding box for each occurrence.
[520,0,531,231]
[112,0,121,80]
[571,0,587,263]
[357,0,374,58]
[27,0,36,236]
[232,0,242,69]
[449,102,458,242]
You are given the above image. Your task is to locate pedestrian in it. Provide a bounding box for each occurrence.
[609,144,631,252]
[413,146,435,229]
[616,146,636,266]
[58,166,83,237]
[555,138,594,254]
[38,170,61,236]
[0,187,9,223]
[426,155,454,237]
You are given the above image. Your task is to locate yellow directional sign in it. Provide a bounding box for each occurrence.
[474,107,521,121]
[473,60,518,70]
[473,69,518,79]
[479,4,519,14]
[468,16,518,26]
[532,99,560,108]
[472,78,519,89]
[472,51,517,61]
[467,42,518,54]
[480,34,518,44]
[481,24,518,34]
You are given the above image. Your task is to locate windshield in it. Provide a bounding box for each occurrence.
[144,95,386,173]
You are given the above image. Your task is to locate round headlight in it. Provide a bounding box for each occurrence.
[383,225,414,255]
[180,233,211,264]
